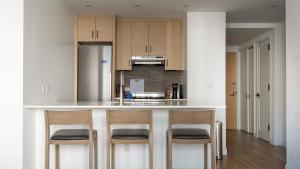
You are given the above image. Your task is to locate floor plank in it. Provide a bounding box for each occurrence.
[217,130,286,169]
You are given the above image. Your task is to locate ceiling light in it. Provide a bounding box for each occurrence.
[133,4,142,8]
[84,4,93,8]
[270,4,278,8]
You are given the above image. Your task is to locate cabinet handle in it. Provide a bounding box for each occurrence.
[96,30,99,38]
[92,31,94,38]
[145,45,148,52]
[166,59,169,67]
[128,59,131,66]
[150,45,152,52]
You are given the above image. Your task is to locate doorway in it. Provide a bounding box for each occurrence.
[226,52,237,129]
[257,39,271,142]
[226,28,272,142]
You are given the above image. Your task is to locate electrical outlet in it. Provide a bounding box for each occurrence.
[45,85,50,93]
[42,85,50,94]
[41,85,46,93]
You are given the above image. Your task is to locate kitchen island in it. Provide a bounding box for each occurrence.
[24,101,226,169]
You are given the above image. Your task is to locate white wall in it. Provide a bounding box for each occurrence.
[187,12,227,158]
[187,12,226,105]
[24,0,75,104]
[286,1,300,168]
[0,0,23,169]
[23,0,75,168]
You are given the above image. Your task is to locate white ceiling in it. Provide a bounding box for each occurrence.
[226,28,271,46]
[64,0,285,22]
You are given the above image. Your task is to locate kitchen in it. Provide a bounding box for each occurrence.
[2,0,297,169]
[24,11,226,169]
[76,17,187,103]
[22,0,227,169]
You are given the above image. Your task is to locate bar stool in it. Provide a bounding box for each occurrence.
[45,110,98,169]
[167,110,216,169]
[106,110,153,169]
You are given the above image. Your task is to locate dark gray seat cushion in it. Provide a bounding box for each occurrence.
[171,128,209,139]
[112,129,149,139]
[51,129,97,140]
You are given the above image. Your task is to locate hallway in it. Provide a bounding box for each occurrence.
[218,130,286,169]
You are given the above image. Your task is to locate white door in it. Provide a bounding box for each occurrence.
[248,47,255,133]
[240,49,248,132]
[258,39,271,141]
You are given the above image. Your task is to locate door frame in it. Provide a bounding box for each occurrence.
[256,38,271,141]
[227,23,285,146]
[226,52,238,129]
[237,33,273,139]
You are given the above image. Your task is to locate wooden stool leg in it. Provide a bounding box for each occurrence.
[94,135,98,169]
[111,144,115,169]
[211,116,216,169]
[106,141,110,169]
[89,142,94,169]
[55,144,60,169]
[166,136,169,169]
[167,133,172,169]
[149,142,153,169]
[45,143,50,169]
[204,144,207,169]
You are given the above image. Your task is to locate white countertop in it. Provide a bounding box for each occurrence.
[24,101,226,109]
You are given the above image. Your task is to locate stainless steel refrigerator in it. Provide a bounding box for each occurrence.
[78,43,112,101]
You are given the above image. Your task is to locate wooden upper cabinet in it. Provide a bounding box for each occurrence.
[116,21,132,70]
[148,22,165,56]
[77,17,96,42]
[96,17,113,42]
[165,21,182,70]
[131,22,149,56]
[77,16,113,42]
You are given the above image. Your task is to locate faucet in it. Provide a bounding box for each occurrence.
[120,71,124,105]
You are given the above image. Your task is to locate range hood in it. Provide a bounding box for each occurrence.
[131,56,165,65]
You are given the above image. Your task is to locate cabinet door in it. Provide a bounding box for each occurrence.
[96,17,113,42]
[77,17,95,42]
[148,22,165,56]
[165,21,181,70]
[116,21,132,70]
[132,22,148,56]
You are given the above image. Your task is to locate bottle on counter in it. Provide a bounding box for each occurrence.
[165,88,171,99]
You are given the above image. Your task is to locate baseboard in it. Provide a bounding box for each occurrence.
[285,163,296,169]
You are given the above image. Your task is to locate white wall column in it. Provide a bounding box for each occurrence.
[286,0,300,168]
[0,0,23,169]
[187,12,227,156]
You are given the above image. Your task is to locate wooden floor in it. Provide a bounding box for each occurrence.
[217,130,286,169]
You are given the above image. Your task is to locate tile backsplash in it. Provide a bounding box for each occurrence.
[115,65,186,96]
